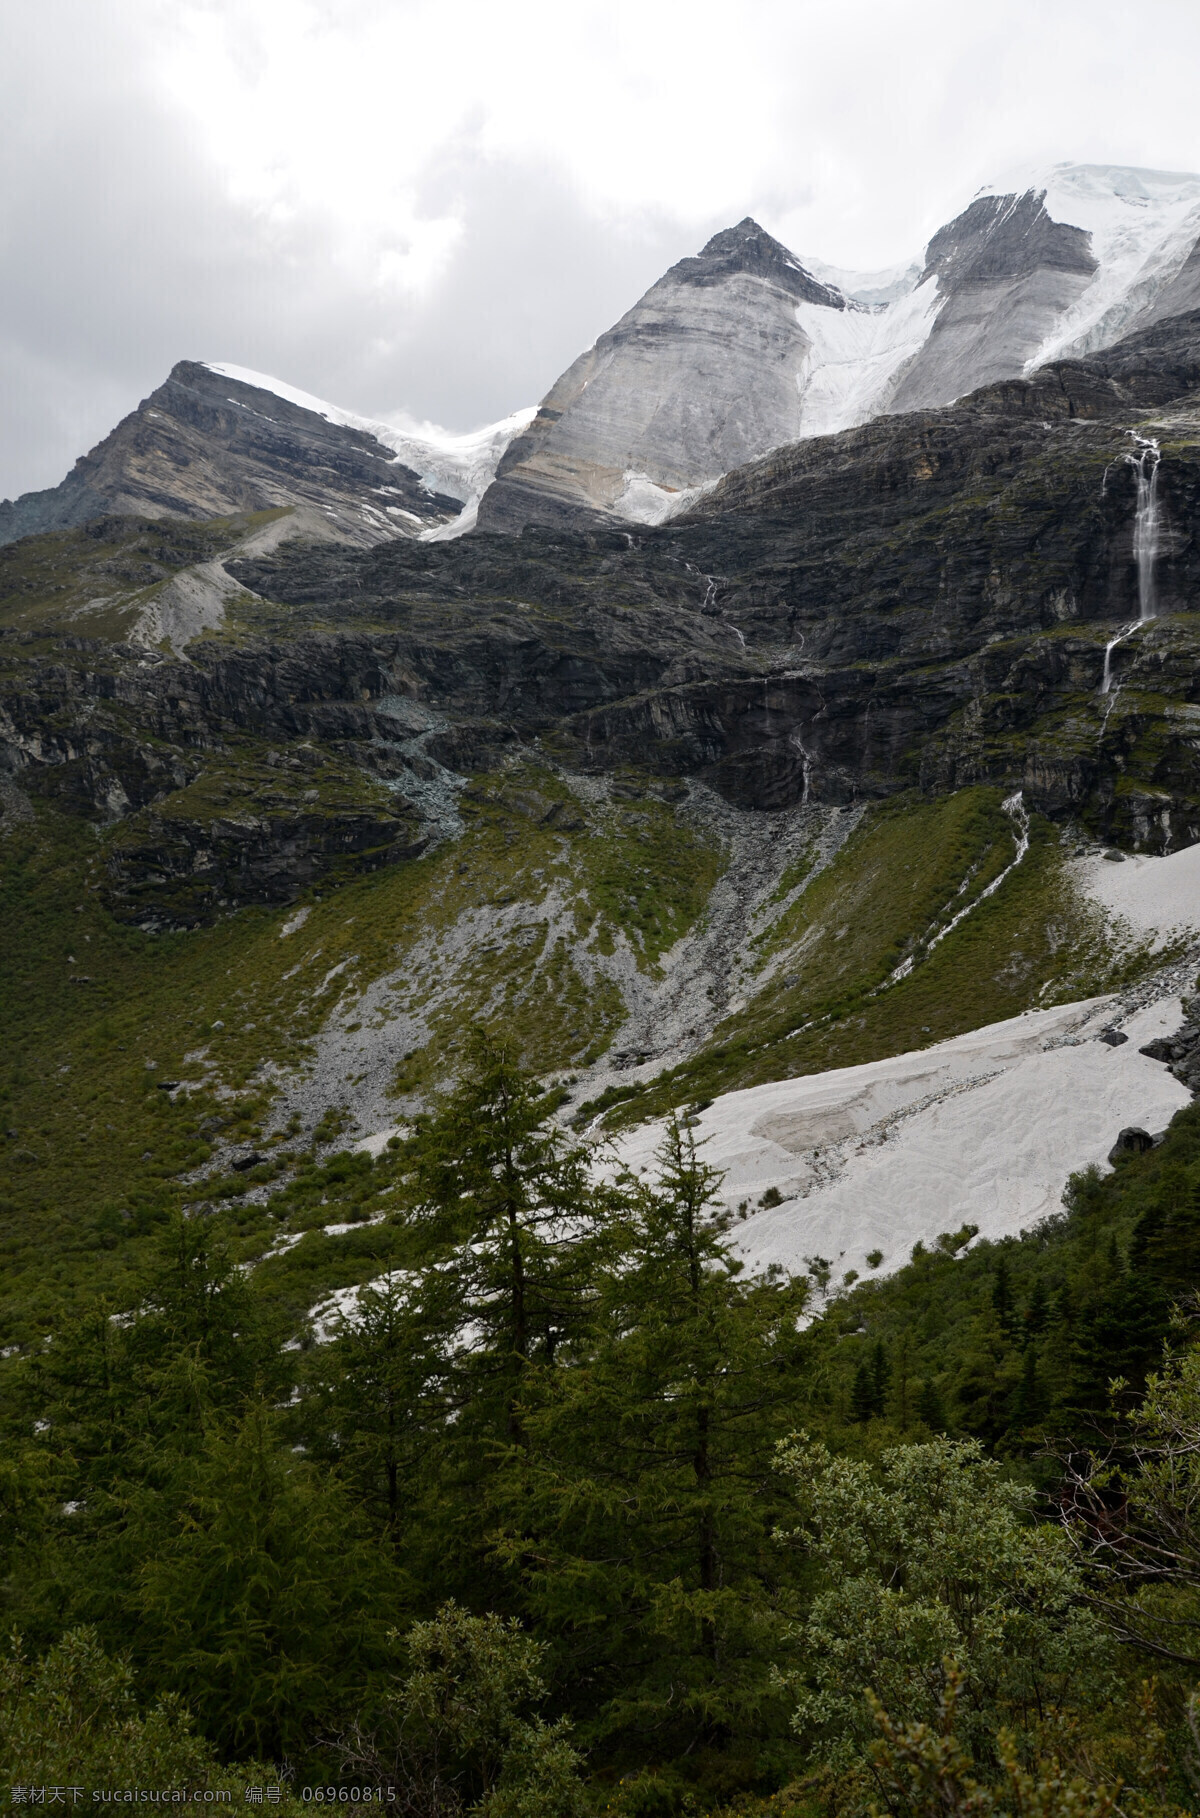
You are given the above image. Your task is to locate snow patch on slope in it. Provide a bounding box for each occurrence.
[974,165,1200,368]
[620,995,1191,1287]
[794,277,941,439]
[800,255,923,309]
[619,836,1200,1286]
[1068,840,1200,947]
[202,361,534,518]
[612,471,712,526]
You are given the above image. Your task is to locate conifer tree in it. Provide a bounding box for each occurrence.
[1023,1277,1050,1338]
[136,1400,396,1764]
[399,1029,614,1443]
[501,1115,810,1765]
[313,1030,620,1609]
[870,1338,891,1416]
[1009,1345,1048,1430]
[306,1273,452,1544]
[850,1360,876,1423]
[10,1209,291,1640]
[915,1378,946,1432]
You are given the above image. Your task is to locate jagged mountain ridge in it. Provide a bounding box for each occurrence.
[0,361,532,551]
[7,164,1200,554]
[5,304,1200,939]
[483,163,1200,529]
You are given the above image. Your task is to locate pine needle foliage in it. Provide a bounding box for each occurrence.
[497,1117,812,1770]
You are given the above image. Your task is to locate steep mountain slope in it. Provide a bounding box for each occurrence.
[8,167,1200,556]
[482,164,1200,530]
[477,218,852,532]
[2,261,1200,1339]
[0,361,532,550]
[5,311,1200,932]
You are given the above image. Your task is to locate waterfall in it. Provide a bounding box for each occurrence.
[1096,432,1161,697]
[1129,435,1161,620]
[788,729,813,804]
[1099,622,1138,695]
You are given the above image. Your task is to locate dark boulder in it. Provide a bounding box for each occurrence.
[1108,1127,1155,1164]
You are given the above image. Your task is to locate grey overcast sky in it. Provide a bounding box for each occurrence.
[4,0,1200,498]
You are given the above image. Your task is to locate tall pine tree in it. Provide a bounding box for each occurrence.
[501,1116,811,1772]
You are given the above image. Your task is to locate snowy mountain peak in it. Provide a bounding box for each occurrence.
[963,164,1200,367]
[478,165,1200,531]
[0,359,535,550]
[9,164,1200,550]
[674,218,848,309]
[918,189,1096,289]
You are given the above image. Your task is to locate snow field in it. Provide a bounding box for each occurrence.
[1067,841,1200,946]
[615,837,1200,1285]
[616,995,1191,1287]
[793,277,941,439]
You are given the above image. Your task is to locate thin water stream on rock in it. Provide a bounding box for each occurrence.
[1098,433,1162,698]
[1131,434,1162,621]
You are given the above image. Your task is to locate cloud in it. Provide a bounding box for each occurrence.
[4,0,1200,497]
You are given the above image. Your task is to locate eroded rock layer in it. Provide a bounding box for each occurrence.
[3,309,1200,927]
[0,363,467,550]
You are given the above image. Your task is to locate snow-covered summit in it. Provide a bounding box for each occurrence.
[9,166,1200,551]
[0,357,534,551]
[477,166,1200,532]
[972,163,1200,366]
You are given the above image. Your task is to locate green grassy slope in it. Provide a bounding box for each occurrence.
[1,765,1160,1344]
[584,786,1159,1127]
[0,771,724,1336]
[0,511,282,641]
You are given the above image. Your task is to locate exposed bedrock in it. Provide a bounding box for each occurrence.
[0,362,465,550]
[4,317,1200,926]
[103,798,427,931]
[478,218,847,533]
[889,190,1098,413]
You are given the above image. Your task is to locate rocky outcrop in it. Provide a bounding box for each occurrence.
[105,791,426,930]
[1108,1126,1157,1162]
[0,363,467,550]
[478,219,850,533]
[1141,1001,1200,1094]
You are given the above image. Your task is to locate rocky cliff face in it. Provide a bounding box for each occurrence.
[887,190,1098,411]
[4,308,1199,927]
[480,165,1200,533]
[0,363,475,550]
